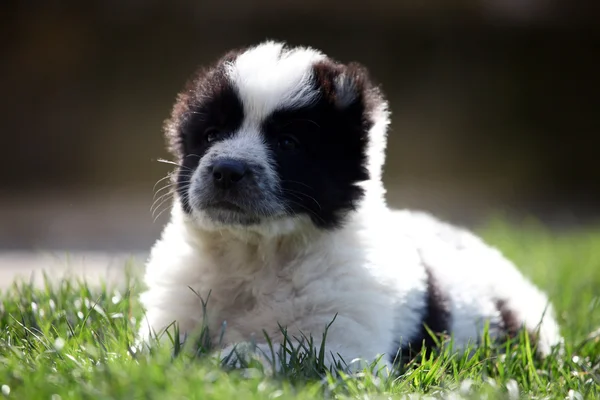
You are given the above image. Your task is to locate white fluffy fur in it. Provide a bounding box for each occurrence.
[138,42,562,372]
[226,41,324,123]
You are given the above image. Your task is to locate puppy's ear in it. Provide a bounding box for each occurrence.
[313,60,380,112]
[333,62,373,110]
[164,84,194,161]
[313,59,390,182]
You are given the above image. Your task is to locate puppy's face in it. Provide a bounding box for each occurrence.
[165,42,387,231]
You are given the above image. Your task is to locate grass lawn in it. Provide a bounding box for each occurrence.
[0,219,599,399]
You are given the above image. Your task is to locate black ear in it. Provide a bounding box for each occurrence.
[163,89,193,161]
[332,62,373,109]
[312,58,390,184]
[313,60,383,117]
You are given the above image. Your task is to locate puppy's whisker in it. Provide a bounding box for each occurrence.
[281,180,316,191]
[152,192,183,218]
[285,199,325,224]
[281,189,322,211]
[282,190,317,208]
[153,175,192,199]
[152,174,176,192]
[153,180,186,198]
[153,184,177,200]
[151,183,193,216]
[156,158,193,170]
[152,196,174,218]
[152,204,170,220]
[151,191,176,213]
[153,203,174,223]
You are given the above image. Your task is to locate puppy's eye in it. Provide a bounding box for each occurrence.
[278,134,300,151]
[205,128,225,143]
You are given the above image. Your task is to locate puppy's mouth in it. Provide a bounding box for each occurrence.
[189,182,284,226]
[200,199,266,226]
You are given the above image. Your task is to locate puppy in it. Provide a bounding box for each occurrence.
[138,41,562,372]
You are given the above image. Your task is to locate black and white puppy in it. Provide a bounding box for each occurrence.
[138,41,562,371]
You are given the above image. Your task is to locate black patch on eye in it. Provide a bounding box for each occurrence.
[261,59,384,229]
[164,49,245,213]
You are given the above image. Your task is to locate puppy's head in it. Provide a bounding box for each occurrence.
[165,41,389,232]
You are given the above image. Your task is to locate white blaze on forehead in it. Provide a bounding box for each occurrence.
[225,41,325,123]
[210,130,268,166]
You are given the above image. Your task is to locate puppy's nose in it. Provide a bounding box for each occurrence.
[211,159,248,189]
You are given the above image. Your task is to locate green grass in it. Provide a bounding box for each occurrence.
[1,220,599,399]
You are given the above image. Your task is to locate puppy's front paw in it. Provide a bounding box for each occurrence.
[218,342,280,373]
[220,342,256,368]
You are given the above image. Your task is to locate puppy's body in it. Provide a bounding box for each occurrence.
[138,41,561,370]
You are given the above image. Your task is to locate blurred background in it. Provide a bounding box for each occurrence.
[1,1,599,263]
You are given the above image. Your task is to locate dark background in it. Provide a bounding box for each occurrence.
[2,1,599,252]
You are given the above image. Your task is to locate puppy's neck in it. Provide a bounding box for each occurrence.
[168,185,387,271]
[169,205,323,267]
[189,216,321,250]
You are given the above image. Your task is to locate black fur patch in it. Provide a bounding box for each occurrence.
[394,266,451,363]
[260,60,379,228]
[496,299,521,338]
[493,299,544,355]
[165,50,244,213]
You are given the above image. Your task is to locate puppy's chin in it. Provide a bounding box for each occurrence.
[186,206,311,239]
[204,205,259,224]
